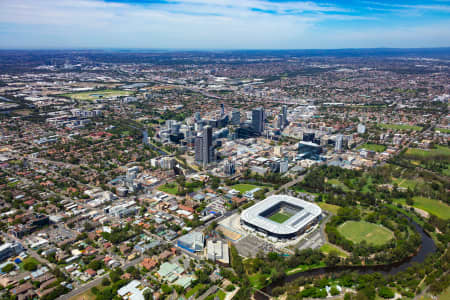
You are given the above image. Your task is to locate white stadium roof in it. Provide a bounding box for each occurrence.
[240,195,322,236]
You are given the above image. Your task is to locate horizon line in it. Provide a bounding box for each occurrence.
[1,46,450,52]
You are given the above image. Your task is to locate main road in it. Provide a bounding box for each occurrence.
[266,172,308,197]
[57,256,144,300]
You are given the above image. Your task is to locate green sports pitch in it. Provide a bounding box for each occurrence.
[268,212,293,223]
[337,221,394,246]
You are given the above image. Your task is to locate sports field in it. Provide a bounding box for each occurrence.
[231,183,263,193]
[61,89,132,101]
[268,212,292,223]
[157,183,179,195]
[379,123,422,131]
[337,221,394,246]
[357,143,387,152]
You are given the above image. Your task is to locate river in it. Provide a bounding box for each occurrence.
[256,219,437,299]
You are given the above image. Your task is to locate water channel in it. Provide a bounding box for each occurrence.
[256,219,437,298]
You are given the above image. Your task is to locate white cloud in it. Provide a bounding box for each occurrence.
[363,1,450,13]
[0,0,449,48]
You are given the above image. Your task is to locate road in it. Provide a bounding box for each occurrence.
[57,256,144,300]
[266,173,307,196]
[4,233,56,269]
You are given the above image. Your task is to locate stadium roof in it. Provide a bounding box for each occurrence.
[240,195,322,236]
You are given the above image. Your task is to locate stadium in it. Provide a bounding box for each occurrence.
[240,195,322,240]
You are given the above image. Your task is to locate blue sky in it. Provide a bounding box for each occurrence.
[0,0,449,49]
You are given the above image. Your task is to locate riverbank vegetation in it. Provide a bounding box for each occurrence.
[234,163,450,299]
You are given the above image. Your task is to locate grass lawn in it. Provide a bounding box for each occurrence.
[19,257,40,271]
[337,221,394,246]
[285,262,326,275]
[209,289,226,300]
[185,284,205,298]
[292,187,320,196]
[392,177,421,189]
[361,176,374,194]
[438,287,450,300]
[61,89,132,101]
[404,146,450,175]
[317,202,341,215]
[157,183,179,195]
[435,128,450,134]
[379,123,422,131]
[268,212,292,223]
[328,179,350,192]
[320,243,348,258]
[248,273,270,289]
[420,287,450,300]
[394,196,450,220]
[70,287,99,300]
[357,143,387,152]
[230,183,262,193]
[405,145,450,158]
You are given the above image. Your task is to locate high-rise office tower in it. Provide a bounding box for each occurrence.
[224,159,236,175]
[166,119,175,130]
[194,112,201,123]
[282,105,288,126]
[280,157,289,174]
[335,134,343,152]
[277,113,283,129]
[194,136,203,163]
[252,107,264,134]
[231,109,240,125]
[202,125,214,166]
[220,103,225,116]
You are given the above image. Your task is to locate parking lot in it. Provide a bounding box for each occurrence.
[235,235,275,257]
[40,224,77,245]
[296,229,324,250]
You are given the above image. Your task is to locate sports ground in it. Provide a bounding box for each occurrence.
[61,89,132,101]
[337,221,394,246]
[268,212,292,223]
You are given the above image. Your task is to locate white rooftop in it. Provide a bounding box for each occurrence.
[240,195,322,235]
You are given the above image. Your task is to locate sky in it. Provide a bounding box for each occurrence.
[0,0,449,49]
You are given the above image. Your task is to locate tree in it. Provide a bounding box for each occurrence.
[225,284,235,292]
[1,264,15,273]
[110,268,122,283]
[330,286,340,296]
[102,277,111,286]
[325,251,341,267]
[143,289,153,300]
[378,287,395,299]
[23,260,38,271]
[88,259,103,271]
[161,284,172,294]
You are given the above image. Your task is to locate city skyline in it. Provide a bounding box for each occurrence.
[1,0,450,49]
